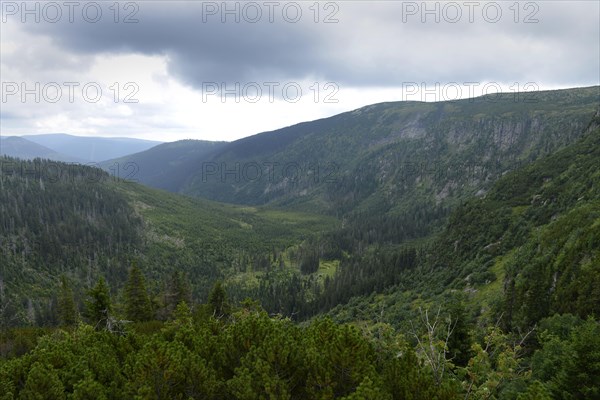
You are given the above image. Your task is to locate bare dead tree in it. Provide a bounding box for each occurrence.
[410,306,456,386]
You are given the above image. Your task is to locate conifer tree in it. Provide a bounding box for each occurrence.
[207,281,230,319]
[57,275,78,326]
[85,277,112,330]
[124,262,152,322]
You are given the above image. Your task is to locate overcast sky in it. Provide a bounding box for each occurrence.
[1,0,599,142]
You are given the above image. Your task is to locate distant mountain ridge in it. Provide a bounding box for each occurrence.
[0,136,83,162]
[18,133,162,162]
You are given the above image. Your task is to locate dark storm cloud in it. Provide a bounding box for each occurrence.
[5,1,600,88]
[22,2,332,85]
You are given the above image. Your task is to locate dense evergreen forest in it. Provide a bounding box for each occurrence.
[1,279,598,399]
[1,92,599,398]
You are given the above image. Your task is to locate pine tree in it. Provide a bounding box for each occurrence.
[124,263,152,322]
[57,275,78,326]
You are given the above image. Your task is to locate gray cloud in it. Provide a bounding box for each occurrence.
[9,1,596,88]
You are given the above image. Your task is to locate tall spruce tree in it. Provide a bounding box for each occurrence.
[124,263,152,322]
[57,275,78,326]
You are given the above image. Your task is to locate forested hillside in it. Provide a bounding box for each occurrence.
[0,158,143,325]
[0,157,336,327]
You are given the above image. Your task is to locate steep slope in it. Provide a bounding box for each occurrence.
[23,134,162,162]
[325,109,600,331]
[436,108,600,329]
[0,137,82,162]
[98,139,228,191]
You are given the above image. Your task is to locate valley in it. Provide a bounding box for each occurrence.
[1,86,599,399]
[3,1,599,395]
